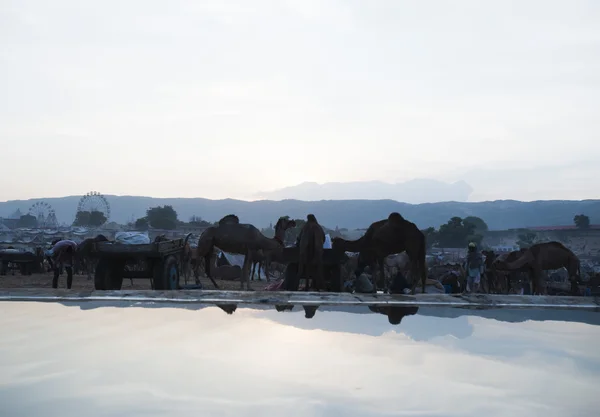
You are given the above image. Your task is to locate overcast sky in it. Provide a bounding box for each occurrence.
[1,0,599,202]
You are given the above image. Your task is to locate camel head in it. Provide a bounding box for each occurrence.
[492,257,508,270]
[275,217,296,232]
[306,214,318,223]
[331,236,344,251]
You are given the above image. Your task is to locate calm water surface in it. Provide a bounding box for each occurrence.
[1,302,599,417]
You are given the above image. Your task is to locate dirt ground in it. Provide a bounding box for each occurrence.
[0,272,277,291]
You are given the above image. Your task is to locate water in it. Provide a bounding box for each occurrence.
[1,302,599,417]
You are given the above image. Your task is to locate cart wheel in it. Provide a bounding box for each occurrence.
[94,259,125,290]
[154,255,180,290]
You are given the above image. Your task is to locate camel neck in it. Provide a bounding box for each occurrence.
[273,235,284,245]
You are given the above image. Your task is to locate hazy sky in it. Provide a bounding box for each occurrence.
[1,0,599,202]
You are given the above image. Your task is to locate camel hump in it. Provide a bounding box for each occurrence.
[388,212,404,222]
[306,214,318,223]
[219,214,239,225]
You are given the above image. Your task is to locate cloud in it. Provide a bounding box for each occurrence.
[1,303,599,416]
[0,0,599,200]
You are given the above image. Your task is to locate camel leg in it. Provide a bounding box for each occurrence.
[263,260,270,282]
[251,262,256,281]
[570,279,580,296]
[242,252,253,291]
[378,259,386,293]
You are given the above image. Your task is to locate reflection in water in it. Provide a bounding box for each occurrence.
[368,305,419,324]
[1,301,599,417]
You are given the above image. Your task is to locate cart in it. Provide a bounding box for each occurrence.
[0,249,40,276]
[90,239,185,290]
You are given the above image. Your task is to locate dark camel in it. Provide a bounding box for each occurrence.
[76,234,109,279]
[297,214,326,291]
[493,242,581,295]
[196,214,296,290]
[332,212,426,294]
[481,250,499,293]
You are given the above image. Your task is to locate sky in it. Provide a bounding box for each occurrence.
[1,0,599,202]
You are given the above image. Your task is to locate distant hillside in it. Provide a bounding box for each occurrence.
[254,179,473,203]
[1,195,598,231]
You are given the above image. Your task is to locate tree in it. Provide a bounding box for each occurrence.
[146,205,178,230]
[574,214,590,230]
[17,214,37,228]
[73,210,107,227]
[516,231,537,249]
[463,216,488,233]
[188,215,212,227]
[421,227,439,250]
[134,217,149,230]
[437,217,477,248]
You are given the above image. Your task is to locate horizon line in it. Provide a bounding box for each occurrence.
[1,194,599,205]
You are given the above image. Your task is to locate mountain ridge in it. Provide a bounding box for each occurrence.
[1,195,598,231]
[253,179,473,203]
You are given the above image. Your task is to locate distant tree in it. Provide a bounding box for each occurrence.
[73,210,107,227]
[574,214,590,230]
[17,214,37,228]
[421,227,439,250]
[260,226,275,238]
[134,217,149,230]
[146,205,178,230]
[188,215,212,227]
[463,216,489,233]
[437,217,476,248]
[516,231,538,249]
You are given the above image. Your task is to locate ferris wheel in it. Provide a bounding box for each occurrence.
[76,191,111,226]
[28,201,58,229]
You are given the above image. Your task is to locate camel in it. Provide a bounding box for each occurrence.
[332,212,426,294]
[297,214,326,291]
[76,234,109,279]
[182,233,203,284]
[481,250,499,293]
[493,242,581,295]
[196,214,296,290]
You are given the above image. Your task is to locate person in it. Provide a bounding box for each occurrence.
[464,242,484,293]
[45,239,78,289]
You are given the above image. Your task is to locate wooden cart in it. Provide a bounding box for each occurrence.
[0,250,40,276]
[90,239,185,291]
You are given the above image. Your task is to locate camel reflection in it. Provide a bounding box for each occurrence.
[369,305,419,325]
[274,304,318,318]
[273,303,418,324]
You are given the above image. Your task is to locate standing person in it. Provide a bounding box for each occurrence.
[464,242,484,293]
[45,240,78,289]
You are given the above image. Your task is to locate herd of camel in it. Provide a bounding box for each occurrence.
[70,212,583,295]
[178,212,427,292]
[176,211,583,295]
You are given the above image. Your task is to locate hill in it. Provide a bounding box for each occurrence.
[253,179,473,203]
[1,195,598,230]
